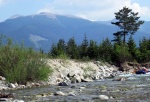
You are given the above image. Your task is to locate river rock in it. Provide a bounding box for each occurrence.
[98,95,109,100]
[58,82,68,86]
[13,99,24,102]
[0,76,5,81]
[113,77,127,81]
[54,91,66,96]
[0,93,14,98]
[68,91,76,96]
[81,78,93,82]
[71,74,81,83]
[0,98,11,102]
[46,59,116,85]
[8,83,16,88]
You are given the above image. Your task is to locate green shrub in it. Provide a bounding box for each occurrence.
[56,53,69,60]
[0,39,53,84]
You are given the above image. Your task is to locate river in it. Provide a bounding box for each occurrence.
[2,73,150,102]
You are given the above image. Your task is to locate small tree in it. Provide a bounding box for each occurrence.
[49,43,58,57]
[138,37,150,62]
[87,40,98,59]
[57,39,66,55]
[79,34,89,58]
[66,37,78,59]
[98,38,113,62]
[127,36,137,60]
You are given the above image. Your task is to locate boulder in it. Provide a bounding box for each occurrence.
[81,78,93,82]
[58,82,68,86]
[70,74,81,83]
[0,76,5,81]
[8,83,16,88]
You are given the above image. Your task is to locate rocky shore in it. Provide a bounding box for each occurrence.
[0,59,150,102]
[0,59,118,91]
[0,59,119,102]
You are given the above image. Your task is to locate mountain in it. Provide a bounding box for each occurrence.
[0,13,149,52]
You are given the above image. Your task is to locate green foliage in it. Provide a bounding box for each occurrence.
[66,37,78,59]
[112,44,132,64]
[47,6,148,65]
[57,39,66,55]
[87,40,98,59]
[137,37,150,63]
[56,53,69,60]
[79,34,89,58]
[98,38,113,63]
[127,36,137,60]
[81,56,90,61]
[112,6,144,44]
[49,35,149,65]
[0,37,53,84]
[49,39,66,58]
[111,6,144,64]
[49,43,58,57]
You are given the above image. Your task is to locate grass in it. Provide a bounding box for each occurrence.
[0,38,53,84]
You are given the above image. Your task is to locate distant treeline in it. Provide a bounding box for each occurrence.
[47,34,150,65]
[70,6,148,66]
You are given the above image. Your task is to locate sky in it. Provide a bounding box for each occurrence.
[0,0,150,22]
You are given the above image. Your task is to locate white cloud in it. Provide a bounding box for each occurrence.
[0,0,5,3]
[38,0,150,21]
[0,0,6,4]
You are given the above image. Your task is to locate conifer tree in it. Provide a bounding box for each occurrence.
[49,43,58,57]
[138,37,150,62]
[99,38,113,62]
[111,6,144,63]
[127,36,137,60]
[87,40,98,59]
[112,6,144,44]
[66,37,78,59]
[80,34,88,58]
[57,39,66,55]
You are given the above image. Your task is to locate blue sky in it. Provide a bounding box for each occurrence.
[0,0,150,22]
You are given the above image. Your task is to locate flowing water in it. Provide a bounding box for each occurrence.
[2,74,150,102]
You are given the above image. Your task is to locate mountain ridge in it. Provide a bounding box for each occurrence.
[0,13,149,52]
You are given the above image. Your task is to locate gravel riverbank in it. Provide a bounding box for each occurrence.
[1,74,150,102]
[2,59,150,102]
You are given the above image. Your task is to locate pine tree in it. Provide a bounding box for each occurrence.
[80,34,88,58]
[57,39,66,55]
[66,37,78,59]
[127,36,137,60]
[112,6,144,44]
[87,40,98,59]
[111,6,144,63]
[98,38,113,62]
[138,37,150,62]
[50,43,58,57]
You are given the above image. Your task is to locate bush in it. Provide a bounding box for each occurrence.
[0,39,53,84]
[56,53,69,60]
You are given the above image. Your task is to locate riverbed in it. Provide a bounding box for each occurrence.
[2,73,150,102]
